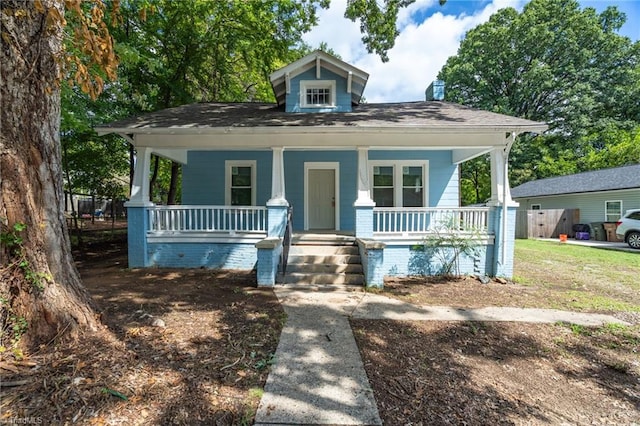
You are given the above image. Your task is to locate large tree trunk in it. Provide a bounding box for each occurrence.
[1,0,101,348]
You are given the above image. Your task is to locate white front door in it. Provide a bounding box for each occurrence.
[306,166,337,230]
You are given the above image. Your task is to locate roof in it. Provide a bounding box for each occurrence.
[269,50,369,106]
[511,164,640,198]
[95,101,548,135]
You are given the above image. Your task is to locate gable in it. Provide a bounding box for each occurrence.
[284,67,359,113]
[269,50,369,110]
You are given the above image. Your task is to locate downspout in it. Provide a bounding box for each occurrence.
[501,132,518,266]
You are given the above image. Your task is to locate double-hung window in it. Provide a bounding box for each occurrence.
[605,200,622,222]
[300,80,336,108]
[225,161,256,206]
[371,161,427,207]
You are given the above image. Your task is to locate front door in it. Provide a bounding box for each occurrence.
[308,168,336,230]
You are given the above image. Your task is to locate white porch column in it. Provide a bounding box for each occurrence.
[488,147,513,206]
[127,146,154,206]
[354,147,375,206]
[267,147,288,206]
[487,133,519,273]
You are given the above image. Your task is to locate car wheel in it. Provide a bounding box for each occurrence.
[628,231,640,249]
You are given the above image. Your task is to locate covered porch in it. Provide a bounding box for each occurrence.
[122,144,513,287]
[96,101,547,287]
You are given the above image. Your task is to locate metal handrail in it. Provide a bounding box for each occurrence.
[280,206,293,275]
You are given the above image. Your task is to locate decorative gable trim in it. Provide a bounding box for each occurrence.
[269,50,369,106]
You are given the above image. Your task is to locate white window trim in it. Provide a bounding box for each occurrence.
[225,160,257,206]
[530,204,541,210]
[300,80,336,108]
[605,200,622,221]
[369,160,429,207]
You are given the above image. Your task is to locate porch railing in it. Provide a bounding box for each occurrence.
[148,205,267,233]
[373,207,490,234]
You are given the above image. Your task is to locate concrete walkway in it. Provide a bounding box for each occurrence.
[254,286,628,426]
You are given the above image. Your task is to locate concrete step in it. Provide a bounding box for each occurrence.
[288,245,359,256]
[286,263,363,274]
[291,234,356,246]
[275,283,366,292]
[287,254,361,265]
[282,272,365,285]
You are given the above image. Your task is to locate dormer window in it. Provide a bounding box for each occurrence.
[301,80,336,108]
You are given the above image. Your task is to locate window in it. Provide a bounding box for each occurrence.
[371,161,427,207]
[605,200,622,222]
[226,161,256,206]
[402,166,424,207]
[373,166,394,207]
[530,204,541,210]
[300,80,336,108]
[307,87,330,105]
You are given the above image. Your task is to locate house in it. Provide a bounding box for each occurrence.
[95,50,547,287]
[511,164,640,238]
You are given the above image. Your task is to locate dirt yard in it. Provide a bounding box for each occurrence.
[352,320,639,425]
[1,235,284,425]
[1,234,639,425]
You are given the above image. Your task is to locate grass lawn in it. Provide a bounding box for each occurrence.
[383,239,640,318]
[513,239,640,312]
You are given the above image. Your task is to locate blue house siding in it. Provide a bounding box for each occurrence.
[514,189,640,224]
[147,242,258,269]
[181,149,459,232]
[286,68,352,112]
[182,151,272,205]
[126,206,150,267]
[487,207,516,276]
[283,150,358,231]
[379,243,492,277]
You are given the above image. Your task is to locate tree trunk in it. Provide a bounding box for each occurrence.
[149,154,159,202]
[0,0,101,348]
[167,161,180,205]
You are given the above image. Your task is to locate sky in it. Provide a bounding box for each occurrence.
[301,0,640,103]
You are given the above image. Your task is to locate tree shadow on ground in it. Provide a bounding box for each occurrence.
[1,250,284,425]
[351,319,640,425]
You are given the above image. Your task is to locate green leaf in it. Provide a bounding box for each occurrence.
[101,387,128,401]
[438,0,639,198]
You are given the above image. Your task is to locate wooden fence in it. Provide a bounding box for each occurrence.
[515,209,580,239]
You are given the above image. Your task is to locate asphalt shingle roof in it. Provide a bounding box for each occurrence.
[511,164,640,198]
[96,101,547,133]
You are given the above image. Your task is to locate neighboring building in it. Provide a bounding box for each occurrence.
[511,164,640,241]
[96,51,547,286]
[511,164,640,226]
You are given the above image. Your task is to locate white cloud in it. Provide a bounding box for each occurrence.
[302,0,527,103]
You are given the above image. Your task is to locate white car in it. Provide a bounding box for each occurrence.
[616,209,640,249]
